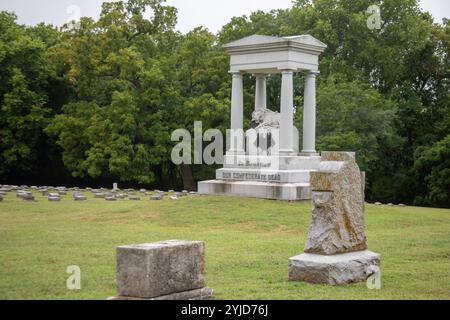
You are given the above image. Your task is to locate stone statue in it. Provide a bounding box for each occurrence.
[251,109,280,129]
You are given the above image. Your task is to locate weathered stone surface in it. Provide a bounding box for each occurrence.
[151,195,162,201]
[16,191,29,198]
[289,250,380,285]
[74,195,87,201]
[305,152,367,255]
[128,195,141,201]
[116,240,205,299]
[94,193,106,198]
[22,194,35,201]
[108,287,214,301]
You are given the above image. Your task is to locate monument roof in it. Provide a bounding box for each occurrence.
[223,34,327,54]
[223,34,327,73]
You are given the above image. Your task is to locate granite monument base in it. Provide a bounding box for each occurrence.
[198,155,321,201]
[288,250,381,286]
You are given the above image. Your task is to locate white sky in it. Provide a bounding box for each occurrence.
[0,0,448,33]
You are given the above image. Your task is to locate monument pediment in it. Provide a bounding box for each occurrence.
[223,35,286,48]
[223,34,327,54]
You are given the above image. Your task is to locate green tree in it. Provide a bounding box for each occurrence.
[0,12,58,179]
[172,27,230,189]
[46,0,178,185]
[414,135,450,207]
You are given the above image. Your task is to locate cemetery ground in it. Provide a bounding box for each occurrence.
[0,193,449,300]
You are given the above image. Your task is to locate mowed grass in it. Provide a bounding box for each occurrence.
[0,192,449,300]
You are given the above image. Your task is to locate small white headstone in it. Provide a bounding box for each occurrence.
[113,183,118,192]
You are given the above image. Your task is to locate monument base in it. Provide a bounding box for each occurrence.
[198,155,321,201]
[108,287,214,301]
[288,250,381,285]
[198,180,311,201]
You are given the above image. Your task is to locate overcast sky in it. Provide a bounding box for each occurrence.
[0,0,448,33]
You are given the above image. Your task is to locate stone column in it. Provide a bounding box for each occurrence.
[279,70,296,155]
[228,72,245,155]
[254,74,267,112]
[302,71,318,155]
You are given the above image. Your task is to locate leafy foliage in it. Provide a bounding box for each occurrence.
[0,0,448,206]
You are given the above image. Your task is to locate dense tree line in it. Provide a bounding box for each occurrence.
[0,0,448,207]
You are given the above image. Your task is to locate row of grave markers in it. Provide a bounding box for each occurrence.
[0,184,197,203]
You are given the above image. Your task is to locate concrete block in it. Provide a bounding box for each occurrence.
[116,240,206,299]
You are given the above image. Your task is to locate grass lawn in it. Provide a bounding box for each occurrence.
[0,192,449,300]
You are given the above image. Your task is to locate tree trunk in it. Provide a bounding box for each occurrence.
[181,164,196,191]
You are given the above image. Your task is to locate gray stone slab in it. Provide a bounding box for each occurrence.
[16,191,29,198]
[116,240,205,299]
[289,250,381,285]
[94,193,106,198]
[108,287,213,301]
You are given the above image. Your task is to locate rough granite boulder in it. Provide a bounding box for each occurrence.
[305,152,367,255]
[289,151,380,285]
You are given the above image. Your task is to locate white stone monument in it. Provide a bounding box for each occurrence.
[198,35,327,201]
